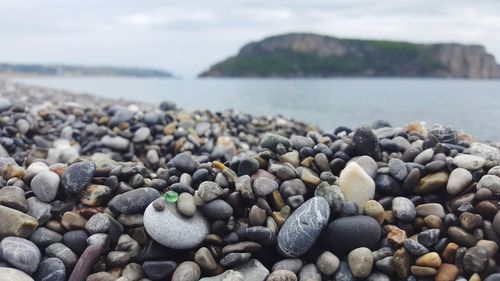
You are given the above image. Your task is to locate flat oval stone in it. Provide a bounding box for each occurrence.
[277,197,330,257]
[0,267,34,281]
[35,257,66,281]
[447,168,472,195]
[0,237,41,274]
[327,215,381,254]
[61,161,95,194]
[31,171,60,202]
[392,197,416,222]
[453,154,485,170]
[108,187,160,214]
[144,200,209,249]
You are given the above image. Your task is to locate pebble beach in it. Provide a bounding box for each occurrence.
[0,80,499,281]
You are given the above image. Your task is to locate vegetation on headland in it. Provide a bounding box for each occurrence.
[0,63,172,78]
[200,33,500,78]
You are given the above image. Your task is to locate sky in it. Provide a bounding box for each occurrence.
[1,0,500,78]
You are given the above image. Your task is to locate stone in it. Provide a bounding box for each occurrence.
[327,215,381,254]
[477,174,500,193]
[68,245,102,281]
[236,175,255,200]
[29,227,63,248]
[447,168,472,195]
[435,263,459,281]
[485,274,500,281]
[375,174,402,196]
[260,133,291,151]
[63,230,88,255]
[459,212,483,231]
[447,226,478,247]
[202,199,233,220]
[414,148,434,164]
[61,161,95,194]
[364,200,384,224]
[196,181,223,202]
[418,229,440,248]
[333,261,357,281]
[314,183,344,213]
[388,158,408,181]
[108,187,160,214]
[143,200,209,249]
[30,171,60,202]
[0,205,38,238]
[220,252,252,267]
[172,261,201,281]
[354,156,378,178]
[231,259,270,281]
[177,192,196,217]
[366,272,390,281]
[392,197,416,222]
[194,246,217,270]
[0,267,34,281]
[403,239,429,256]
[280,179,306,198]
[316,251,340,275]
[277,197,330,257]
[222,241,262,254]
[462,246,488,273]
[413,172,449,194]
[338,162,375,212]
[133,127,151,142]
[101,135,129,151]
[238,157,260,176]
[87,272,115,281]
[273,259,303,273]
[494,211,500,235]
[27,197,52,225]
[35,257,66,281]
[267,270,297,281]
[415,252,441,268]
[387,227,406,245]
[61,212,87,231]
[280,151,300,168]
[172,152,199,173]
[0,185,27,212]
[45,243,78,269]
[393,247,411,279]
[0,97,12,112]
[143,260,177,280]
[199,270,243,281]
[348,247,373,278]
[415,203,446,219]
[253,177,279,197]
[410,265,437,277]
[0,237,41,274]
[353,127,380,160]
[453,154,485,170]
[122,262,145,281]
[80,184,112,206]
[249,205,267,226]
[291,135,314,150]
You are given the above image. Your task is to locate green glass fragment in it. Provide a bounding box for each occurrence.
[163,190,179,203]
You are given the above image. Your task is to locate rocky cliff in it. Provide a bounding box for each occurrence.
[200,33,500,78]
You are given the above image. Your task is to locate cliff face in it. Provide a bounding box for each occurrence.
[200,33,500,78]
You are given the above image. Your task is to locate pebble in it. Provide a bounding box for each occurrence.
[202,199,233,220]
[231,259,270,281]
[447,226,478,247]
[253,177,279,197]
[447,168,472,195]
[177,192,196,217]
[30,171,60,202]
[298,263,321,281]
[477,174,500,193]
[267,270,297,281]
[272,259,303,273]
[0,97,12,112]
[101,135,130,151]
[0,205,38,237]
[0,185,27,212]
[415,203,446,219]
[327,215,381,254]
[316,251,340,275]
[45,243,78,269]
[171,261,201,281]
[413,172,449,194]
[27,197,52,224]
[403,239,429,256]
[435,263,459,281]
[220,252,252,267]
[388,158,408,181]
[338,162,375,212]
[392,197,416,222]
[132,127,150,142]
[364,200,384,224]
[108,187,160,214]
[353,127,380,160]
[333,261,357,281]
[462,246,489,273]
[354,155,378,178]
[61,161,95,193]
[418,229,440,247]
[143,260,177,280]
[277,197,330,257]
[348,247,373,278]
[260,133,291,151]
[68,244,102,281]
[35,257,66,281]
[314,183,344,213]
[172,152,199,173]
[0,237,41,274]
[196,181,223,202]
[143,200,209,249]
[453,154,485,170]
[0,267,34,281]
[415,252,442,268]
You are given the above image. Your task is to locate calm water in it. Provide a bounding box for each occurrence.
[11,77,500,141]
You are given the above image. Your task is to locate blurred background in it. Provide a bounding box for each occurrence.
[1,0,500,139]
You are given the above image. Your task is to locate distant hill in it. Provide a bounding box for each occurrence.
[0,63,172,78]
[200,33,500,78]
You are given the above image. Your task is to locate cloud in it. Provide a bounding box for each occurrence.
[0,0,499,77]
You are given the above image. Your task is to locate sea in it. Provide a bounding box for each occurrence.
[11,77,500,141]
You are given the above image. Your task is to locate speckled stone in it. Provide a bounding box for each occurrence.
[277,197,330,257]
[144,200,209,249]
[0,267,34,281]
[61,161,95,194]
[0,237,41,274]
[348,247,373,278]
[108,187,160,214]
[392,197,416,222]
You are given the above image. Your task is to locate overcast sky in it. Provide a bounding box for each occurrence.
[1,0,499,78]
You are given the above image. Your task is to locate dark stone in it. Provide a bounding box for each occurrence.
[202,199,233,220]
[417,229,440,248]
[63,230,89,256]
[108,187,160,214]
[277,197,330,257]
[68,245,102,281]
[333,261,357,281]
[353,126,380,160]
[402,239,429,256]
[327,215,381,254]
[238,157,260,176]
[35,257,66,281]
[143,260,177,280]
[245,226,275,245]
[62,161,95,194]
[171,152,199,173]
[376,174,403,196]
